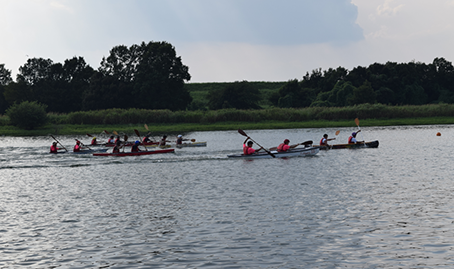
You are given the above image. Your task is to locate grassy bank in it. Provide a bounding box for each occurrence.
[1,117,454,137]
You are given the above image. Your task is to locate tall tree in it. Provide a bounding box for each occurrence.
[0,64,12,113]
[208,81,261,110]
[98,41,192,110]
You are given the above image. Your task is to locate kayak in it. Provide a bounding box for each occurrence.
[315,140,379,150]
[227,147,320,159]
[92,148,174,157]
[103,141,159,147]
[49,148,108,154]
[145,141,207,148]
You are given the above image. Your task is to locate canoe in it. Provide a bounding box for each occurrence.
[227,147,320,159]
[92,148,174,157]
[145,141,207,148]
[315,140,379,150]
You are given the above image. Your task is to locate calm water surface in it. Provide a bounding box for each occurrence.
[0,125,454,268]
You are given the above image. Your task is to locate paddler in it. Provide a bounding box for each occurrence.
[320,134,335,147]
[243,138,262,155]
[159,135,171,146]
[131,141,141,152]
[91,137,97,145]
[73,141,82,152]
[50,142,62,153]
[176,135,189,145]
[112,140,123,153]
[277,139,299,152]
[107,135,115,144]
[348,130,362,144]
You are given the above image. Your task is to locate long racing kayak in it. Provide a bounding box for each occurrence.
[314,140,379,150]
[227,147,319,159]
[93,148,174,157]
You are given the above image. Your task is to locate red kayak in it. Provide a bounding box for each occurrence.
[93,148,174,157]
[103,141,160,147]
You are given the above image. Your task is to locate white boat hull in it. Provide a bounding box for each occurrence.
[227,147,319,159]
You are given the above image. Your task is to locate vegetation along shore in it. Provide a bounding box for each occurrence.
[1,103,454,136]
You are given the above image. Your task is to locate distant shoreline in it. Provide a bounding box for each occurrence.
[1,117,453,137]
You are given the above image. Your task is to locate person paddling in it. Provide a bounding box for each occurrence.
[159,135,171,146]
[320,134,335,147]
[112,140,123,153]
[73,141,82,152]
[131,141,141,152]
[348,130,362,144]
[107,135,115,144]
[91,137,98,145]
[277,139,299,152]
[50,142,62,153]
[243,138,262,155]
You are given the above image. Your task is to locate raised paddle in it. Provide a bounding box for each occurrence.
[355,118,366,144]
[86,133,93,137]
[238,129,275,158]
[104,130,110,134]
[50,135,68,152]
[134,129,148,151]
[335,130,340,136]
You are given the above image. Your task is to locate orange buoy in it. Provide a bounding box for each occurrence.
[436,132,441,136]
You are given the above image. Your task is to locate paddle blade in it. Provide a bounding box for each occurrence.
[86,133,93,137]
[104,130,109,134]
[124,135,128,141]
[301,140,313,146]
[113,131,119,135]
[134,129,141,137]
[355,118,360,126]
[335,130,340,136]
[144,124,149,131]
[238,129,248,137]
[191,139,196,142]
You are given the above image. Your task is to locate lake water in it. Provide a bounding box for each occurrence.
[0,125,453,268]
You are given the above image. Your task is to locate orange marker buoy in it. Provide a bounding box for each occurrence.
[436,132,441,136]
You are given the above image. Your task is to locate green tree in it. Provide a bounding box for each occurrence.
[98,41,192,110]
[208,81,261,110]
[6,101,48,130]
[348,80,377,105]
[0,64,12,113]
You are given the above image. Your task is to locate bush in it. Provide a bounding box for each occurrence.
[6,101,48,130]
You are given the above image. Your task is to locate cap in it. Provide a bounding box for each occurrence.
[178,135,182,138]
[76,141,80,144]
[284,139,290,143]
[135,140,140,144]
[352,132,356,136]
[92,137,96,139]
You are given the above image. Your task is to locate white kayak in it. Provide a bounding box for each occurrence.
[227,147,320,159]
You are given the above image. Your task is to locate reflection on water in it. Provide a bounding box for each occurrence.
[1,125,454,268]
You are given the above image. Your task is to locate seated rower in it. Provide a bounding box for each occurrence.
[277,139,299,152]
[91,137,98,145]
[348,130,362,144]
[50,142,62,153]
[131,141,141,152]
[159,135,171,146]
[320,134,335,147]
[243,138,262,155]
[112,140,123,153]
[73,141,82,152]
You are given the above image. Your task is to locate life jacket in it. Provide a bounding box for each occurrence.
[348,136,354,144]
[131,145,140,152]
[243,145,253,155]
[277,143,286,152]
[50,145,58,153]
[320,138,326,146]
[176,138,183,144]
[91,139,97,145]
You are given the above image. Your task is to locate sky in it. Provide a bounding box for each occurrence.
[1,0,454,83]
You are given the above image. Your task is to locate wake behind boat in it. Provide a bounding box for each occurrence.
[228,147,319,159]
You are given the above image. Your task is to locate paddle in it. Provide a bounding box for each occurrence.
[50,135,68,152]
[104,130,110,134]
[238,129,275,158]
[355,118,365,144]
[134,129,148,151]
[86,133,93,137]
[113,130,119,136]
[335,130,340,136]
[75,139,92,150]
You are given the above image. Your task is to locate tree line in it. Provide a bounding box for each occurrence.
[0,41,192,114]
[1,42,454,115]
